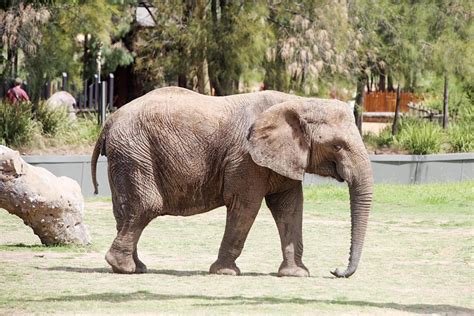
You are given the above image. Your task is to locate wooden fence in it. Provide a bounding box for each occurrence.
[363,91,420,113]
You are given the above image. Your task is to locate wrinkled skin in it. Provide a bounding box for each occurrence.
[91,87,373,278]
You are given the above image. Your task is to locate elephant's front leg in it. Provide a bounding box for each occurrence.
[209,197,261,276]
[266,184,310,277]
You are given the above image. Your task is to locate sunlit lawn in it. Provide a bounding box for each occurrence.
[1,182,473,314]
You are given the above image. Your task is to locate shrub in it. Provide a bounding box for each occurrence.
[35,101,68,136]
[376,126,395,147]
[0,101,36,146]
[396,120,444,154]
[62,113,101,145]
[363,132,378,148]
[448,123,473,153]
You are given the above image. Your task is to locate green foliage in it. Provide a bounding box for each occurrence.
[376,126,395,147]
[0,101,37,146]
[448,122,473,153]
[12,0,135,101]
[362,132,378,148]
[134,1,269,95]
[61,113,101,145]
[0,99,100,150]
[34,101,68,136]
[396,119,444,154]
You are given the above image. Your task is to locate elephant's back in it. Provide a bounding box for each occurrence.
[112,87,229,124]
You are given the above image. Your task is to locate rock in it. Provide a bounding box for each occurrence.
[0,146,91,245]
[46,91,77,121]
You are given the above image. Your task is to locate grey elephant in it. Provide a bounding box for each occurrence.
[46,91,77,121]
[91,87,373,278]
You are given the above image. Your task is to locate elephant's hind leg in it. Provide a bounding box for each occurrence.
[111,200,148,274]
[106,212,151,274]
[265,184,310,277]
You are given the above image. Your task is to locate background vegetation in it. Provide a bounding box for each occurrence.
[0,100,100,153]
[0,1,472,154]
[1,1,472,97]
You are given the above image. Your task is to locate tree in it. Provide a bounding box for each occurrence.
[20,0,135,101]
[426,0,473,128]
[0,2,50,79]
[134,0,268,95]
[264,0,356,95]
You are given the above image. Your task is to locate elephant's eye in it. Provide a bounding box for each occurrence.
[333,144,342,152]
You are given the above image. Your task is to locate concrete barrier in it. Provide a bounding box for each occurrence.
[23,155,110,197]
[23,153,474,197]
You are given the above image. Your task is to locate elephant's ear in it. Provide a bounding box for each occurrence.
[248,102,310,181]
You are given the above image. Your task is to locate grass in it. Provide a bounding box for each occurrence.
[0,182,473,314]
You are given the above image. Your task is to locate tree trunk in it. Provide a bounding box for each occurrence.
[0,146,91,245]
[354,76,365,134]
[392,86,401,136]
[195,0,207,94]
[178,73,187,88]
[443,74,449,129]
[387,72,394,92]
[378,69,386,92]
[207,0,239,96]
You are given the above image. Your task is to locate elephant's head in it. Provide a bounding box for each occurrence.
[248,99,373,278]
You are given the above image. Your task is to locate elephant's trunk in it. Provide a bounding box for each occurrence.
[331,157,373,278]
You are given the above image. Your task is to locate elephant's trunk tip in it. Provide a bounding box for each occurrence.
[330,266,356,278]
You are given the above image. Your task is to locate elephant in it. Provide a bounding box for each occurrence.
[91,87,373,278]
[46,91,77,121]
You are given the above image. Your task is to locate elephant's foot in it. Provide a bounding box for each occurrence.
[106,248,137,274]
[278,263,310,277]
[209,260,241,276]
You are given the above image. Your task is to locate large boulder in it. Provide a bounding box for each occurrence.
[46,91,77,120]
[0,146,91,245]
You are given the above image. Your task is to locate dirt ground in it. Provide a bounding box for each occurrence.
[0,183,473,314]
[362,122,390,135]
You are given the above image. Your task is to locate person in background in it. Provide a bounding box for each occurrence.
[6,78,30,104]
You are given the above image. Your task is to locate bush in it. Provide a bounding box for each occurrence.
[0,101,36,146]
[376,126,396,147]
[363,132,378,148]
[396,119,444,154]
[61,113,101,145]
[448,123,473,153]
[35,101,68,136]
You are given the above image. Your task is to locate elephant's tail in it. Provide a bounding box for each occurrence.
[91,127,107,195]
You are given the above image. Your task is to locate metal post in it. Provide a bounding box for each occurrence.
[45,80,51,99]
[100,81,107,126]
[82,79,88,109]
[94,74,99,110]
[61,72,68,91]
[88,84,93,109]
[108,73,114,110]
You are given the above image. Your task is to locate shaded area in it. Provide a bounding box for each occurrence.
[26,291,473,315]
[0,243,90,252]
[37,266,269,277]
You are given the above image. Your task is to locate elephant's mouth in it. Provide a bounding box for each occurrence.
[314,161,345,182]
[331,161,345,183]
[334,171,344,182]
[331,161,345,182]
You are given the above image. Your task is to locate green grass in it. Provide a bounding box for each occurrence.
[1,182,473,314]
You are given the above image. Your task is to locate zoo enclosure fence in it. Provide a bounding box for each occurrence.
[362,91,442,123]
